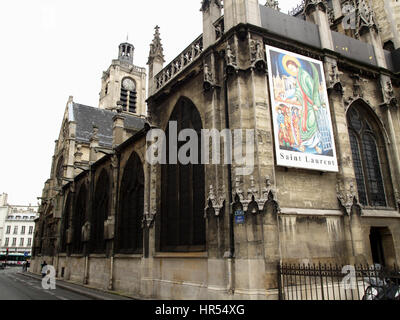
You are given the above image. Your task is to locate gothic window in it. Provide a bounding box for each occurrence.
[91,169,110,253]
[61,193,71,253]
[55,156,64,185]
[120,78,137,113]
[117,151,144,254]
[160,98,205,252]
[72,184,87,253]
[347,105,387,207]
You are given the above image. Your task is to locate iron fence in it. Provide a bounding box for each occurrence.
[278,262,400,300]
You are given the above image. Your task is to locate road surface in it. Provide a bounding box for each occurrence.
[0,266,92,300]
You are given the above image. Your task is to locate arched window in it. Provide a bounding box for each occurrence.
[161,98,205,252]
[347,104,388,207]
[61,193,71,253]
[91,169,110,253]
[55,156,64,185]
[120,77,137,113]
[117,151,144,254]
[73,184,87,253]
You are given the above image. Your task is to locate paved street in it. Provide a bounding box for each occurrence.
[0,266,93,300]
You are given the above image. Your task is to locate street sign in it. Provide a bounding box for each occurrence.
[24,252,29,257]
[234,210,245,225]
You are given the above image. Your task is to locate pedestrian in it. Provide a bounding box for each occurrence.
[41,261,47,278]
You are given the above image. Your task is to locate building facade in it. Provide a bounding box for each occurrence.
[0,200,38,255]
[32,0,400,300]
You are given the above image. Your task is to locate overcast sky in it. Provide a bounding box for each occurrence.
[0,0,301,205]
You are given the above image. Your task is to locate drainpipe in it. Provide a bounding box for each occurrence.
[109,151,120,291]
[224,64,235,294]
[108,256,114,290]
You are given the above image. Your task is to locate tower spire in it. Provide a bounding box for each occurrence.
[118,40,134,65]
[147,25,165,65]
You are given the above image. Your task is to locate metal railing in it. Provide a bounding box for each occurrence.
[278,262,400,300]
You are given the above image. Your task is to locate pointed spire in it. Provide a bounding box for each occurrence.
[264,0,280,11]
[148,25,165,65]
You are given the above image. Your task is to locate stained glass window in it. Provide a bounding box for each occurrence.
[347,106,387,207]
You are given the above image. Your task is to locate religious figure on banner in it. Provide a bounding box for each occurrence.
[269,50,333,156]
[284,55,324,154]
[266,45,338,172]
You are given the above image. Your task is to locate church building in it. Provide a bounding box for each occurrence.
[32,0,400,300]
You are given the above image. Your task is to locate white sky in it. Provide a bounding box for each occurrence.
[0,0,301,205]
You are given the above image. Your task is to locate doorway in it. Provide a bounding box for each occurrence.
[369,227,397,267]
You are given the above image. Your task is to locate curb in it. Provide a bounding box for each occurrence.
[18,272,133,300]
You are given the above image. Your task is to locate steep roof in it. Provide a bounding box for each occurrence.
[72,103,145,148]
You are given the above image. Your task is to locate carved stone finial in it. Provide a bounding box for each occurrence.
[327,63,343,94]
[337,180,360,215]
[148,25,165,64]
[205,184,226,218]
[226,44,237,67]
[247,176,259,200]
[142,211,156,228]
[264,0,280,11]
[90,124,99,142]
[381,79,398,107]
[250,39,267,71]
[355,0,378,38]
[200,0,222,12]
[304,0,328,15]
[203,63,215,91]
[234,176,244,201]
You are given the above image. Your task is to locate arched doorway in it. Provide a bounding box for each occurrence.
[369,227,397,267]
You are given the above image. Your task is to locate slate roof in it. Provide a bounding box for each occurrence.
[72,103,146,148]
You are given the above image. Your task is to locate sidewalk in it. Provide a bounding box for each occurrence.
[18,271,135,300]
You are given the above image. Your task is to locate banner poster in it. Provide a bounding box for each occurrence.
[265,45,339,172]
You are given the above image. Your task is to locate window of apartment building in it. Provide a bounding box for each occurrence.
[29,226,33,235]
[21,226,25,234]
[5,238,9,246]
[13,226,18,234]
[12,238,16,246]
[27,238,32,246]
[6,226,10,234]
[20,238,24,246]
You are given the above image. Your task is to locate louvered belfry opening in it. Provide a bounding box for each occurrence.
[61,193,71,253]
[72,184,87,254]
[91,169,110,253]
[160,98,206,252]
[117,151,144,254]
[120,78,137,113]
[347,102,391,208]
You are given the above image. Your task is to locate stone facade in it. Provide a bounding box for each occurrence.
[32,0,400,300]
[371,0,400,50]
[0,204,38,255]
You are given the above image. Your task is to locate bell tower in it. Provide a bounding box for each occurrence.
[99,41,147,117]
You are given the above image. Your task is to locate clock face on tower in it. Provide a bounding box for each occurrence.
[122,78,135,91]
